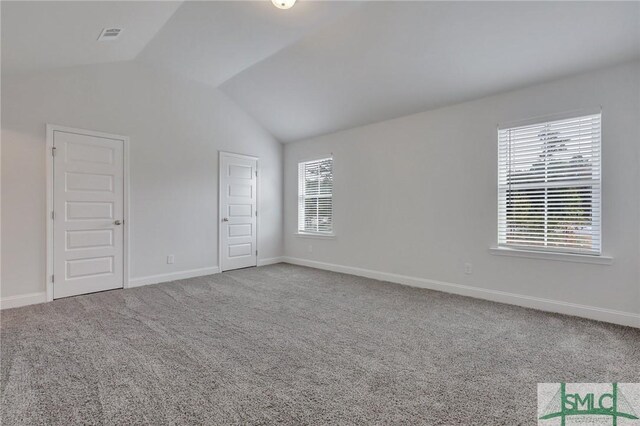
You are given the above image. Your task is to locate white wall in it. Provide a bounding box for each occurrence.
[284,61,640,322]
[1,61,283,300]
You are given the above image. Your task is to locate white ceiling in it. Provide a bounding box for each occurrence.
[2,1,639,143]
[137,1,362,88]
[1,1,182,74]
[220,1,640,142]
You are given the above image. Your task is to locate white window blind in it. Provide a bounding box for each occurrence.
[498,113,601,255]
[298,157,333,234]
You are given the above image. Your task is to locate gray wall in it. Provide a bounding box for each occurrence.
[1,61,283,299]
[284,61,640,318]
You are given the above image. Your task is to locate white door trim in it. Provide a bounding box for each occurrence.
[218,151,259,272]
[45,124,130,302]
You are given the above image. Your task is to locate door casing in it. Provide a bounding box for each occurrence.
[45,124,130,302]
[218,151,259,272]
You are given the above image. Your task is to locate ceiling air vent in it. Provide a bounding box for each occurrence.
[97,28,123,41]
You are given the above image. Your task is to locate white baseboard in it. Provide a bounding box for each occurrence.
[3,262,282,308]
[282,257,640,328]
[258,257,284,267]
[128,266,220,288]
[0,292,47,310]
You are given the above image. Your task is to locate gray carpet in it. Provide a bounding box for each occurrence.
[1,263,639,425]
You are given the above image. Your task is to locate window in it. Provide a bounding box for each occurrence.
[298,157,333,234]
[498,113,601,255]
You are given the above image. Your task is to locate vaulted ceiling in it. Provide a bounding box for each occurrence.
[2,1,639,142]
[137,1,362,88]
[1,1,182,74]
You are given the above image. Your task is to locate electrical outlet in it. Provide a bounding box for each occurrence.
[464,262,472,275]
[167,255,175,264]
[307,245,313,253]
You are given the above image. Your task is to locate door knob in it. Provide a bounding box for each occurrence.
[222,218,229,222]
[114,220,122,226]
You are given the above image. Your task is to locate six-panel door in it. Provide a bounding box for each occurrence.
[220,154,257,271]
[53,131,124,298]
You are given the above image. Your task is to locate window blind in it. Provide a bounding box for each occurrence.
[498,113,601,255]
[298,157,333,234]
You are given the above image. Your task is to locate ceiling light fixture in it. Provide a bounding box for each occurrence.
[272,0,296,10]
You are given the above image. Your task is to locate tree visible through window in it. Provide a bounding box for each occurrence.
[298,157,333,234]
[498,114,601,254]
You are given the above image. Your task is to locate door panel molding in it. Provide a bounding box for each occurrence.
[46,124,130,302]
[218,151,258,272]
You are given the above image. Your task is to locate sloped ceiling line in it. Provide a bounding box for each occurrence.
[3,1,639,143]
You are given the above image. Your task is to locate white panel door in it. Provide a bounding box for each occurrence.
[53,130,124,298]
[220,153,257,271]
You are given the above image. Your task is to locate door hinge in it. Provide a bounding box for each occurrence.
[255,210,258,217]
[51,146,57,156]
[51,275,55,283]
[256,250,258,256]
[51,211,55,220]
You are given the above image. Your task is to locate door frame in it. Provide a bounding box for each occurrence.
[45,124,130,302]
[218,151,259,272]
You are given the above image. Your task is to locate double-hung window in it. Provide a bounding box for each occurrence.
[498,113,601,255]
[298,157,333,235]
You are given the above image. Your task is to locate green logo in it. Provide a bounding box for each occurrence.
[539,383,639,425]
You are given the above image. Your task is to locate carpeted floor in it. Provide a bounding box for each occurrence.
[1,263,639,425]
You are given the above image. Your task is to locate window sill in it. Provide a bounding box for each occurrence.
[294,232,335,239]
[489,247,613,265]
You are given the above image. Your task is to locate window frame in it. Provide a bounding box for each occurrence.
[297,156,334,237]
[496,110,603,257]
